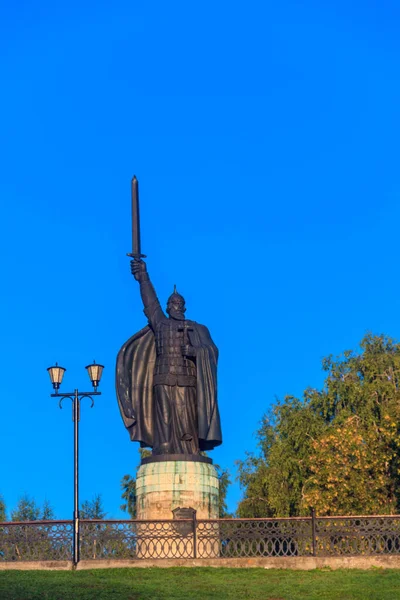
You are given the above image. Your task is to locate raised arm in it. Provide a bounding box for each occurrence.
[131,259,165,328]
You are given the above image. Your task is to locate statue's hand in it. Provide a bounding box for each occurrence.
[182,344,196,358]
[131,259,147,282]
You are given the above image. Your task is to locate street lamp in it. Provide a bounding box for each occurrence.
[85,360,104,389]
[47,361,104,566]
[46,363,66,390]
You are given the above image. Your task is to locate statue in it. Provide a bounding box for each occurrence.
[116,178,222,456]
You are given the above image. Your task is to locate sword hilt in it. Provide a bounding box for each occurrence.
[179,323,193,346]
[127,252,147,260]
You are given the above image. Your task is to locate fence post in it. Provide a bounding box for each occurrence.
[192,511,197,559]
[311,508,317,557]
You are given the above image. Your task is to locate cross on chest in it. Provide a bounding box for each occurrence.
[178,322,194,345]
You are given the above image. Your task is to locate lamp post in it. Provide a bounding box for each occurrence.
[47,361,104,566]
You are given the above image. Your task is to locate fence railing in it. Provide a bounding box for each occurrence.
[0,520,73,562]
[2,514,400,563]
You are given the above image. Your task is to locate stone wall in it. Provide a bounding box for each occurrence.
[4,556,400,570]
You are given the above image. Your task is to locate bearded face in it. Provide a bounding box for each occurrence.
[166,299,186,320]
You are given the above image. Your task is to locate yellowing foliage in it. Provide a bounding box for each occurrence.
[302,416,399,515]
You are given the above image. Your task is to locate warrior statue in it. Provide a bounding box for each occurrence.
[116,178,222,456]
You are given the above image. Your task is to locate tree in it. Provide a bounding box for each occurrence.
[80,494,107,519]
[11,495,55,521]
[302,415,398,515]
[120,449,151,519]
[120,474,137,519]
[237,334,400,517]
[214,465,232,518]
[42,499,55,520]
[0,495,6,521]
[9,497,56,560]
[237,398,324,517]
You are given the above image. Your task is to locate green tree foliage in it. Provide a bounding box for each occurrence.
[0,494,6,521]
[11,494,55,521]
[80,494,107,519]
[214,465,232,517]
[41,499,55,520]
[120,449,151,519]
[237,333,400,517]
[120,473,137,518]
[121,450,231,518]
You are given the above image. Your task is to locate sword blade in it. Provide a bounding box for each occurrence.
[131,175,141,257]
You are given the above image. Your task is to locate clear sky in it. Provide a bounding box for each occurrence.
[1,0,400,519]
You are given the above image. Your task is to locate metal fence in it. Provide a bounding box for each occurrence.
[0,521,73,562]
[2,514,400,563]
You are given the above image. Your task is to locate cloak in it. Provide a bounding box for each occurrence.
[116,321,222,451]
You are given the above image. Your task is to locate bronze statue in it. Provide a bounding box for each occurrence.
[116,178,222,456]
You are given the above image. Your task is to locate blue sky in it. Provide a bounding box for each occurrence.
[1,0,400,518]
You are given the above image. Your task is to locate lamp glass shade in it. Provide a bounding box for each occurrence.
[47,364,66,389]
[85,362,104,387]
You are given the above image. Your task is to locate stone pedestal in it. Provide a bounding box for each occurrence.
[135,456,219,558]
[136,456,219,519]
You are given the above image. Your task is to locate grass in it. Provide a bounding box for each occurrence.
[1,568,400,600]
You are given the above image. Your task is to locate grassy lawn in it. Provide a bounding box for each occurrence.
[1,568,400,600]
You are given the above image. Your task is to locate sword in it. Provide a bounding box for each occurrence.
[127,175,146,260]
[179,322,194,357]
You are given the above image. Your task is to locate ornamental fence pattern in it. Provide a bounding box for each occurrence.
[2,515,400,563]
[0,521,73,562]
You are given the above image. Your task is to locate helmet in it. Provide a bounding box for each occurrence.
[167,285,186,311]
